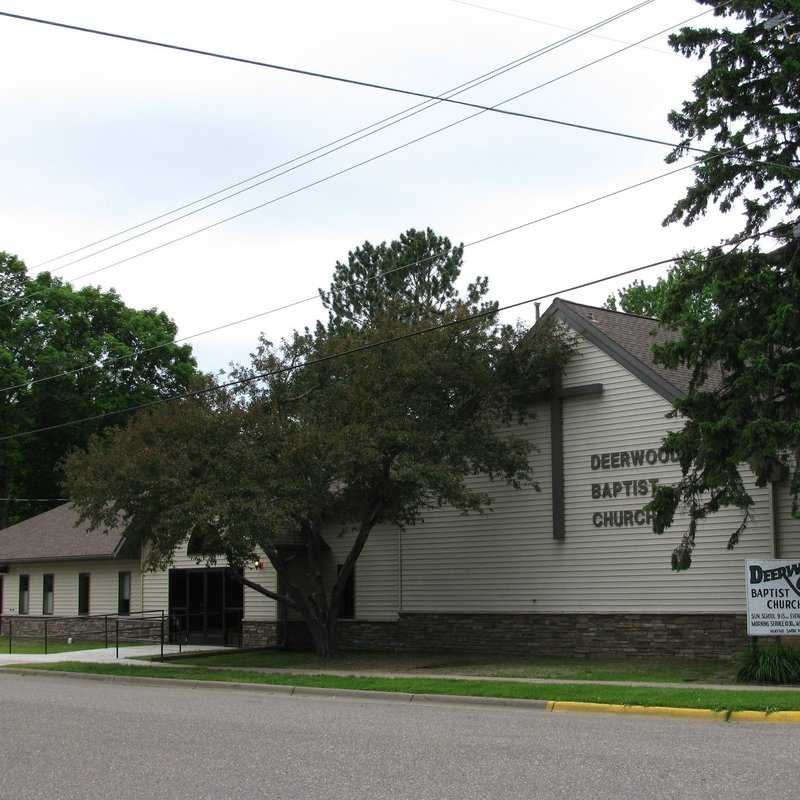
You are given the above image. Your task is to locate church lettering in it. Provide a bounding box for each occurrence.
[592,510,655,528]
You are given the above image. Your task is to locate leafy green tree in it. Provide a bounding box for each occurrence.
[635,1,800,568]
[604,254,717,320]
[0,252,197,527]
[64,229,575,655]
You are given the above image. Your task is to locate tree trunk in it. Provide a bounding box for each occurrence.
[0,458,9,530]
[303,609,338,657]
[253,501,384,657]
[286,584,340,657]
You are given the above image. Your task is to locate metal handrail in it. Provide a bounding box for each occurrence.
[4,607,244,656]
[5,609,168,658]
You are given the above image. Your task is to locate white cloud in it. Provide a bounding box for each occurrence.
[1,0,738,374]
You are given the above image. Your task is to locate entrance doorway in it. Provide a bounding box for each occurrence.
[168,567,243,646]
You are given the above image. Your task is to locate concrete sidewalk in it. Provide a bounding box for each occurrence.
[0,643,226,667]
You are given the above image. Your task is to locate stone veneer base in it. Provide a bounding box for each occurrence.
[1,615,163,642]
[246,613,751,661]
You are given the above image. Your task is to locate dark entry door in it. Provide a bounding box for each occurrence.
[169,568,243,646]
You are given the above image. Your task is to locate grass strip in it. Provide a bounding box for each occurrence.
[0,637,135,655]
[165,649,734,683]
[12,662,800,713]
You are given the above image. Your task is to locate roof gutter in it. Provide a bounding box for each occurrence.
[0,553,122,566]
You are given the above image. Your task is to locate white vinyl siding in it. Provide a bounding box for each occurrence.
[400,333,775,615]
[776,480,800,558]
[140,539,277,621]
[325,525,401,621]
[140,532,398,623]
[1,560,141,617]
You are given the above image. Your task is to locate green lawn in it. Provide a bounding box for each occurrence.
[0,636,131,655]
[164,649,736,684]
[15,661,800,713]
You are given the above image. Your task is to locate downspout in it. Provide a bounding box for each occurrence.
[772,481,781,560]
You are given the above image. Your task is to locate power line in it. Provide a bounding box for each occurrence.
[1,6,673,117]
[445,0,672,55]
[30,2,656,271]
[0,223,787,444]
[1,7,740,315]
[0,498,68,503]
[37,3,669,275]
[0,134,770,396]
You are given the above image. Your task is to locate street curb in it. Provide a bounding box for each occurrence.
[547,700,800,724]
[0,667,550,709]
[549,701,728,722]
[3,668,799,723]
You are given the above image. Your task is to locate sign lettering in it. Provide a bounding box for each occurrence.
[746,559,800,636]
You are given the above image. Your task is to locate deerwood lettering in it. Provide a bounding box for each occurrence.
[590,448,679,470]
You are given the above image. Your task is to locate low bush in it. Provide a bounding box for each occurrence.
[737,643,800,684]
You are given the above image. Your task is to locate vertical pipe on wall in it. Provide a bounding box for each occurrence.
[772,481,781,559]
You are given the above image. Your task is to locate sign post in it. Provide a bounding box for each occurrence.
[745,559,800,637]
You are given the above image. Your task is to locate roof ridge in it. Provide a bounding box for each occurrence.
[555,297,661,323]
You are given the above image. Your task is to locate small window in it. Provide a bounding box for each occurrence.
[18,574,30,615]
[337,564,355,620]
[78,573,90,615]
[42,574,54,615]
[118,571,131,616]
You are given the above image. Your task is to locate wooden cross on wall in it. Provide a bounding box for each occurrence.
[549,369,603,540]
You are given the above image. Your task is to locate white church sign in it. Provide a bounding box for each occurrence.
[746,559,800,636]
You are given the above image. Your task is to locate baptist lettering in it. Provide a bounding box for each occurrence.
[591,478,659,499]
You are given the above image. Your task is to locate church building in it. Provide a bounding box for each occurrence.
[2,299,798,659]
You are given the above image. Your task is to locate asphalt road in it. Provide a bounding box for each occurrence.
[0,674,796,800]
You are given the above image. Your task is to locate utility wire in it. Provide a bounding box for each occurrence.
[445,0,672,55]
[16,1,792,288]
[0,498,68,503]
[2,7,749,315]
[0,6,677,116]
[28,0,657,271]
[37,3,665,275]
[1,4,743,164]
[0,134,771,396]
[0,222,788,444]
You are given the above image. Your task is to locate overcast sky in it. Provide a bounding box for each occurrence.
[1,0,742,374]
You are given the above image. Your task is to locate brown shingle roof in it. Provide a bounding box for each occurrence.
[547,298,722,400]
[0,504,131,564]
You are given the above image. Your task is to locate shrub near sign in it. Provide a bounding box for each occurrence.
[746,559,800,636]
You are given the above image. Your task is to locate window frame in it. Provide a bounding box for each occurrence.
[118,571,131,616]
[42,573,55,616]
[18,574,30,615]
[78,573,91,616]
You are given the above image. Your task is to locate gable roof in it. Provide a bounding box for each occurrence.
[544,298,717,402]
[0,504,134,565]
